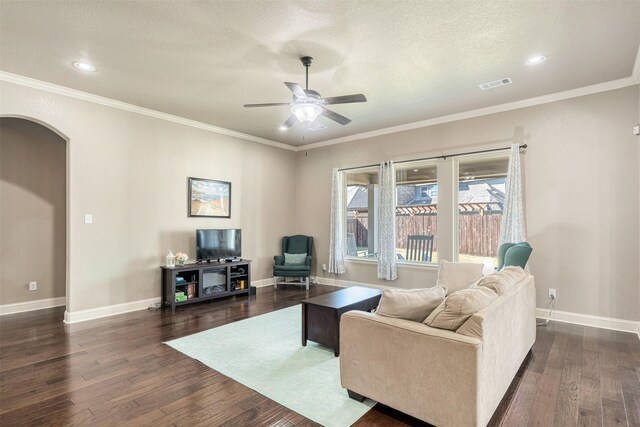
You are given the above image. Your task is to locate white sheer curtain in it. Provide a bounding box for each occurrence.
[499,144,526,245]
[377,161,397,280]
[328,168,345,274]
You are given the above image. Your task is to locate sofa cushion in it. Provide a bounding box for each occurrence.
[274,264,310,272]
[437,260,484,294]
[376,286,447,322]
[424,287,498,331]
[284,252,307,265]
[472,266,526,295]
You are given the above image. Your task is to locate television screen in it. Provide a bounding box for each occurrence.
[196,229,241,261]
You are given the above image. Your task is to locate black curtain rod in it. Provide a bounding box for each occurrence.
[338,144,527,172]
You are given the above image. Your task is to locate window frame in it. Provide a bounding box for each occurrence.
[341,150,511,269]
[343,166,379,261]
[453,152,510,264]
[394,159,439,266]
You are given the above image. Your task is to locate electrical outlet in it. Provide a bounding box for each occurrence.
[29,281,37,291]
[322,264,327,272]
[548,288,556,299]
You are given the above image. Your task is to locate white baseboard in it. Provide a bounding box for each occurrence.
[312,276,393,290]
[255,277,319,288]
[64,297,160,324]
[536,308,640,337]
[0,297,66,315]
[252,278,274,288]
[63,278,269,324]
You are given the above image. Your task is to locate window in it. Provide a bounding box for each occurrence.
[457,155,509,266]
[345,167,379,258]
[342,151,511,268]
[395,161,438,263]
[415,184,438,201]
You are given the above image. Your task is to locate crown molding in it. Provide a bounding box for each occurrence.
[0,71,296,152]
[300,75,639,151]
[2,55,639,155]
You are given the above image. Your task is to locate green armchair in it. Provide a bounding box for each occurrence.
[273,235,313,290]
[497,242,533,270]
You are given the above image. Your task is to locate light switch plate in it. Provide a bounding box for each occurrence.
[84,214,93,224]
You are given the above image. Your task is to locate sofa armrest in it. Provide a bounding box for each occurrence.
[340,311,482,427]
[274,255,284,265]
[304,256,312,266]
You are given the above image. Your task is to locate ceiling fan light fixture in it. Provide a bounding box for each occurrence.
[291,103,322,123]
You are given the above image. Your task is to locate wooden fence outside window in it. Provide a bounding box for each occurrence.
[347,203,503,257]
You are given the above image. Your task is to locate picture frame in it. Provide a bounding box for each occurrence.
[188,177,231,218]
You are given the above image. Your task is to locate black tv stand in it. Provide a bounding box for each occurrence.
[160,259,253,312]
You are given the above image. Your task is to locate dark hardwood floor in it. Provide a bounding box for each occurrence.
[1,285,638,427]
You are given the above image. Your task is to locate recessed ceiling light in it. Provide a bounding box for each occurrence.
[73,61,96,72]
[413,169,419,172]
[525,55,547,65]
[279,126,288,131]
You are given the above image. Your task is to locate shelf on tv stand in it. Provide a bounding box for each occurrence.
[160,260,253,313]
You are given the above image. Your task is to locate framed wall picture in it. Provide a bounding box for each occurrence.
[188,177,231,218]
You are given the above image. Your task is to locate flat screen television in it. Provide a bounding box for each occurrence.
[196,229,241,261]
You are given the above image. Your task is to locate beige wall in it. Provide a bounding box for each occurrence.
[1,79,638,323]
[0,81,297,313]
[0,118,66,304]
[296,85,640,322]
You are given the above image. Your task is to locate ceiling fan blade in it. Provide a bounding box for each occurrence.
[284,82,307,99]
[243,102,290,108]
[322,108,351,125]
[281,115,297,129]
[322,94,367,105]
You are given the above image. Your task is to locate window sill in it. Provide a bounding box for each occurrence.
[397,261,439,270]
[344,257,438,270]
[344,256,376,265]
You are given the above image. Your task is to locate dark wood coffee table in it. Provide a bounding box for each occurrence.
[302,286,382,356]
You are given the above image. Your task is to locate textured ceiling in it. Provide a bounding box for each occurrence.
[1,1,639,147]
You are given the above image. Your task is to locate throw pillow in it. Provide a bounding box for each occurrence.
[284,252,307,265]
[376,286,447,322]
[436,260,484,294]
[473,266,526,295]
[424,286,498,331]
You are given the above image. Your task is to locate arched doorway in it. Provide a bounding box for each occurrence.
[0,117,68,317]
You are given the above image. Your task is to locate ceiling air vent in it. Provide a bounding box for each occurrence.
[479,78,512,91]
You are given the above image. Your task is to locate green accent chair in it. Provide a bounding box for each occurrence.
[497,242,533,270]
[273,235,313,290]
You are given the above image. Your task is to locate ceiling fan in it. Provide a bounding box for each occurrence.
[243,56,367,130]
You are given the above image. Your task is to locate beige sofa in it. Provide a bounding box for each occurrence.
[340,274,536,427]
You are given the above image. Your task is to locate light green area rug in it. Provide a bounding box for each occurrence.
[165,305,374,427]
